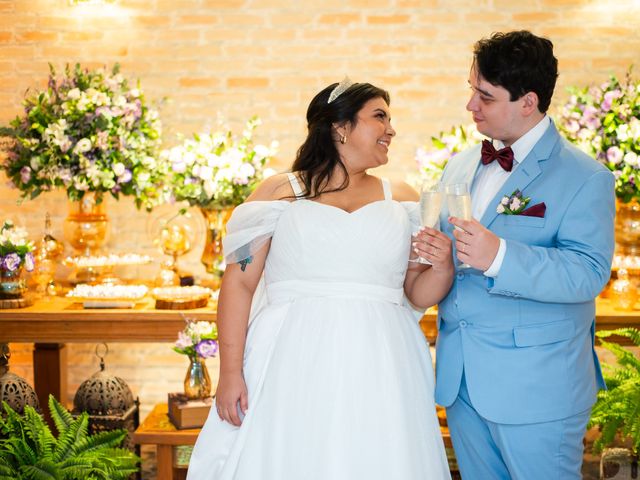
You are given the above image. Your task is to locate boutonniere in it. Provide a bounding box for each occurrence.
[496,189,547,218]
[497,189,530,215]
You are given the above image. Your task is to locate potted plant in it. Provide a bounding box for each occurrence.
[0,220,35,300]
[0,394,139,479]
[173,317,219,400]
[161,116,277,277]
[558,70,640,257]
[589,328,640,478]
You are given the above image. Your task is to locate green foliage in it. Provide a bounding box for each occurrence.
[0,395,139,479]
[589,328,640,454]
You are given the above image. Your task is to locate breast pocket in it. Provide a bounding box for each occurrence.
[503,215,546,228]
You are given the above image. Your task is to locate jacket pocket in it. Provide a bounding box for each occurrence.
[513,319,575,347]
[503,215,546,228]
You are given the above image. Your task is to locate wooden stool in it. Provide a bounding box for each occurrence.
[133,403,200,480]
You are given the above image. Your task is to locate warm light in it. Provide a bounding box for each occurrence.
[69,0,117,5]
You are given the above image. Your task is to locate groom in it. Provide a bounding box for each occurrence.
[436,30,615,479]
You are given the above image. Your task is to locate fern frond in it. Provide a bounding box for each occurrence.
[52,413,89,461]
[47,397,73,439]
[21,407,55,459]
[19,458,59,479]
[70,430,127,456]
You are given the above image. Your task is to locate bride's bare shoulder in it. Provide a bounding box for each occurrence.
[246,173,297,202]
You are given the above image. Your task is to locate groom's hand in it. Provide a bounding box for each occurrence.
[449,217,500,271]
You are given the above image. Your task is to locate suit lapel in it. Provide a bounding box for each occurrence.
[479,122,561,228]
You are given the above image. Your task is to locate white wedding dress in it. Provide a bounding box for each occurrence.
[187,175,451,480]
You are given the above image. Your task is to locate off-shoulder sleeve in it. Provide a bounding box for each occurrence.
[223,200,290,264]
[400,201,421,234]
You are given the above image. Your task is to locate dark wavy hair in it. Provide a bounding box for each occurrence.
[473,30,558,113]
[291,82,390,198]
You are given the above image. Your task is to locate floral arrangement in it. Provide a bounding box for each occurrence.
[0,63,167,210]
[161,116,278,209]
[0,220,35,272]
[415,124,482,182]
[558,70,640,203]
[174,318,219,359]
[496,189,531,215]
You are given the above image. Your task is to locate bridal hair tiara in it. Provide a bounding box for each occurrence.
[327,76,354,104]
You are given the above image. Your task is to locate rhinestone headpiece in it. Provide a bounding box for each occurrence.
[327,76,354,104]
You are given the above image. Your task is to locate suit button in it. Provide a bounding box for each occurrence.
[459,320,468,328]
[456,272,465,280]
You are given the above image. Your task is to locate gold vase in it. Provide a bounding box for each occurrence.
[615,200,640,256]
[199,207,233,280]
[0,266,26,299]
[184,355,212,400]
[63,193,110,284]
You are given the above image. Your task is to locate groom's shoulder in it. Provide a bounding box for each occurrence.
[445,142,482,172]
[554,136,611,178]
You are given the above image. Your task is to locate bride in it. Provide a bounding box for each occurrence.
[187,79,453,479]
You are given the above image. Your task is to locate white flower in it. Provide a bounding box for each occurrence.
[496,204,505,214]
[198,165,214,181]
[74,138,92,154]
[617,124,630,142]
[67,88,81,100]
[500,196,509,205]
[624,151,639,167]
[112,162,126,176]
[509,197,521,211]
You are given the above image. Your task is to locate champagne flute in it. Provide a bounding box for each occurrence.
[446,183,472,268]
[410,181,443,264]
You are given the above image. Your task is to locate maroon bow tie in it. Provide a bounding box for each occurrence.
[481,139,514,172]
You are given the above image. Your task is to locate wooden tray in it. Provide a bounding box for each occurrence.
[0,296,34,309]
[155,296,209,310]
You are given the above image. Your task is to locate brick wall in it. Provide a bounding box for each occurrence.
[1,0,639,417]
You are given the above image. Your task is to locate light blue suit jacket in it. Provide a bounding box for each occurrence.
[435,122,615,424]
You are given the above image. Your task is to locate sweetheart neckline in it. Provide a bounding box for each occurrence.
[298,198,390,215]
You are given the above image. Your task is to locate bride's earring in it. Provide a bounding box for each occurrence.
[340,133,347,144]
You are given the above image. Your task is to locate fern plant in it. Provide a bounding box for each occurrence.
[0,394,139,479]
[589,327,640,454]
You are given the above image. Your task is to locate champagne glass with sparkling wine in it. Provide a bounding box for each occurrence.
[446,182,472,268]
[410,181,443,263]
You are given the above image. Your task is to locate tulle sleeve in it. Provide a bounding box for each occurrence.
[400,201,421,234]
[223,200,290,264]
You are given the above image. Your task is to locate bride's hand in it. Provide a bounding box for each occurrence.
[412,227,453,273]
[216,372,248,426]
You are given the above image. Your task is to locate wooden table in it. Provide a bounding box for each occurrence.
[132,403,200,480]
[0,296,215,411]
[1,295,638,410]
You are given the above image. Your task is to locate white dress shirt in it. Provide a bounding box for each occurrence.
[471,115,551,276]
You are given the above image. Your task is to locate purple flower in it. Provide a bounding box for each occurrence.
[20,166,31,184]
[195,339,218,358]
[2,253,21,272]
[24,252,34,272]
[118,169,132,183]
[602,90,622,111]
[175,331,193,350]
[607,146,623,164]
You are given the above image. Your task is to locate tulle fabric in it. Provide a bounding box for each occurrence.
[187,197,450,480]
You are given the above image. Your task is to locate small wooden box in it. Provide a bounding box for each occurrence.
[167,393,213,430]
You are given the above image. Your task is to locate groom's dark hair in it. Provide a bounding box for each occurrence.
[473,30,558,113]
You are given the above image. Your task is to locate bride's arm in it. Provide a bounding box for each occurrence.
[216,174,294,426]
[390,179,454,309]
[215,240,269,426]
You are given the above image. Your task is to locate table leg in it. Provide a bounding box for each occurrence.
[157,444,174,479]
[33,343,67,409]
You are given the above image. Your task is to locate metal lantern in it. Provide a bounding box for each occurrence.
[72,344,140,453]
[0,343,40,414]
